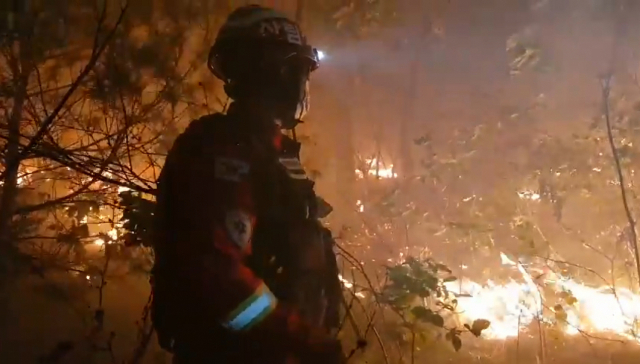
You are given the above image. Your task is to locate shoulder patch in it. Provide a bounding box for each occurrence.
[225,210,252,249]
[215,157,250,182]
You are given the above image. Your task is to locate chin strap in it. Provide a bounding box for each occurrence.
[222,97,230,113]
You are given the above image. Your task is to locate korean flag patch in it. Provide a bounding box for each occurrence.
[225,210,252,249]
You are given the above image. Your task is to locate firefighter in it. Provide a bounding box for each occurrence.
[151,4,344,364]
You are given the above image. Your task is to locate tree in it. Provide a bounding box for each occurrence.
[0,0,228,360]
[0,0,129,356]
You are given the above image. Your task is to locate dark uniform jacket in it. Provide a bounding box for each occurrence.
[151,112,341,363]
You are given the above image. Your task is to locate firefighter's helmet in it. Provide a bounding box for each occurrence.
[208,5,320,127]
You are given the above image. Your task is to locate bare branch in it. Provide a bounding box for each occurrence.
[0,3,129,181]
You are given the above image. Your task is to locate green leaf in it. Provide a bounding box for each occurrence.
[558,291,578,306]
[414,135,431,146]
[554,304,568,322]
[451,335,462,351]
[411,306,431,320]
[387,265,410,283]
[56,224,89,246]
[411,306,445,328]
[443,276,457,283]
[430,314,445,328]
[118,192,156,247]
[389,293,418,308]
[469,319,491,337]
[435,263,452,273]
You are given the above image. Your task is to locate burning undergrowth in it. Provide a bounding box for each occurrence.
[338,244,640,363]
[447,253,640,342]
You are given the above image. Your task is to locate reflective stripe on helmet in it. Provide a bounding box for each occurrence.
[224,8,289,28]
[223,283,277,331]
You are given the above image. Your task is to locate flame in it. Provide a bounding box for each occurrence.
[517,189,541,201]
[93,227,119,245]
[2,166,37,187]
[445,253,640,342]
[342,252,640,343]
[11,156,640,343]
[356,157,398,179]
[107,227,118,240]
[339,274,366,298]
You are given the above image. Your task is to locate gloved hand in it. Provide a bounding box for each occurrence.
[297,336,345,364]
[296,327,345,364]
[260,305,345,363]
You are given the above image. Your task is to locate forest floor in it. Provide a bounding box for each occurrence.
[418,333,640,364]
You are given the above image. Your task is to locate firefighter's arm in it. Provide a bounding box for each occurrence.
[181,142,334,356]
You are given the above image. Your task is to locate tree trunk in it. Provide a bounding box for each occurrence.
[399,40,422,179]
[398,1,436,179]
[0,33,27,345]
[0,32,27,252]
[0,87,23,247]
[334,75,356,216]
[295,0,304,26]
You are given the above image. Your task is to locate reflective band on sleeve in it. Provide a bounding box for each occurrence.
[223,283,277,331]
[279,157,308,180]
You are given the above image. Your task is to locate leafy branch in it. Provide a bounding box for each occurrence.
[380,257,491,355]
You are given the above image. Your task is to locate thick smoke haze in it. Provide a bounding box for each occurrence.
[3,1,640,363]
